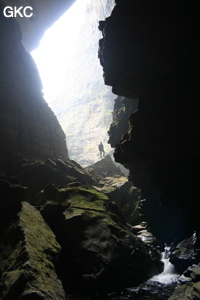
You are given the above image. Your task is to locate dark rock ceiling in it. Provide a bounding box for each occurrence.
[0,0,76,51]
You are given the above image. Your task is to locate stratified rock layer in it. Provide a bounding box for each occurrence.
[0,8,68,174]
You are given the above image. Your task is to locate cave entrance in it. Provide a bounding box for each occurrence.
[31,0,116,167]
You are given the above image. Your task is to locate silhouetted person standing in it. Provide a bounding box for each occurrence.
[98,142,105,158]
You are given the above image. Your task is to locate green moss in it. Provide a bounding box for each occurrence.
[2,269,23,288]
[0,202,65,299]
[64,186,109,216]
[61,188,124,231]
[75,185,108,200]
[172,248,183,257]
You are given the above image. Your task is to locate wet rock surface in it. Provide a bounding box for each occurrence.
[168,269,200,300]
[170,234,199,273]
[166,234,200,300]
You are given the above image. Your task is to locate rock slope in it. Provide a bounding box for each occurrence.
[0,172,163,299]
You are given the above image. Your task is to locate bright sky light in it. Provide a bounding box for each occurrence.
[31,0,87,102]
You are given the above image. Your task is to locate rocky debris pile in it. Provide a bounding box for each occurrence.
[39,184,163,294]
[3,160,200,299]
[87,155,153,242]
[168,263,200,300]
[161,233,200,300]
[0,174,163,299]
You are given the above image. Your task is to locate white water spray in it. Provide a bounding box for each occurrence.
[150,246,179,284]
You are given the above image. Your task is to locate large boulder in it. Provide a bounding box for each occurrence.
[39,183,163,294]
[17,158,96,202]
[98,176,141,225]
[0,201,65,300]
[86,154,123,180]
[170,234,199,273]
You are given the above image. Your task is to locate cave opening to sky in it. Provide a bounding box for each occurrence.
[31,0,116,167]
[31,0,86,103]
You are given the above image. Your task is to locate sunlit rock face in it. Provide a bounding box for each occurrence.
[47,0,116,167]
[0,7,68,174]
[99,0,200,241]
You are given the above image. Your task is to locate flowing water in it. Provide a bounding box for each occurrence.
[150,246,179,285]
[124,246,180,299]
[85,246,180,300]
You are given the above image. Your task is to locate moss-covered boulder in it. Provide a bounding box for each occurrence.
[0,201,65,300]
[17,158,96,202]
[98,176,141,225]
[39,184,163,294]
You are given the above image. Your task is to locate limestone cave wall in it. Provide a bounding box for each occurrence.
[99,0,200,241]
[0,6,68,174]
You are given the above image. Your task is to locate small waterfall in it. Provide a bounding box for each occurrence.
[126,246,180,299]
[150,246,179,284]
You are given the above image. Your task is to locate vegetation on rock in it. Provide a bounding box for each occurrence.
[0,201,65,300]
